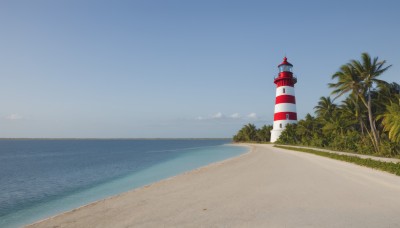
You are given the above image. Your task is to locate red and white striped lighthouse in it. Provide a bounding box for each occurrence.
[270,57,298,142]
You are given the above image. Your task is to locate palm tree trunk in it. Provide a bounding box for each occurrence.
[359,118,364,135]
[359,92,380,152]
[349,93,363,136]
[355,96,365,135]
[367,91,380,152]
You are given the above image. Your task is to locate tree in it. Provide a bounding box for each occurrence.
[276,124,298,144]
[314,96,337,122]
[323,113,347,137]
[374,82,400,112]
[296,114,323,145]
[329,53,392,152]
[340,96,365,133]
[257,125,273,142]
[378,99,400,143]
[233,123,258,142]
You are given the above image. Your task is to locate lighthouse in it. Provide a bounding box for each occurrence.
[270,57,298,142]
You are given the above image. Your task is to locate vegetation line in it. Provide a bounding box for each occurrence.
[274,145,400,176]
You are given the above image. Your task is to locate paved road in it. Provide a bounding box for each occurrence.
[29,144,400,228]
[281,144,400,163]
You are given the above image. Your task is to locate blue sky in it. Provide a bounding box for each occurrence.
[1,0,399,138]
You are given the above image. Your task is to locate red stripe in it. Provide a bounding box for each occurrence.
[275,95,296,104]
[274,112,297,121]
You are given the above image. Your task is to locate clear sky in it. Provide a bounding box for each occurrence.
[1,0,399,138]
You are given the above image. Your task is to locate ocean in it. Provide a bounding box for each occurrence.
[0,139,247,227]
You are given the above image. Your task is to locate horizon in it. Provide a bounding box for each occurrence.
[1,0,399,138]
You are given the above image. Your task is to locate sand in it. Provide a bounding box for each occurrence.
[27,144,400,227]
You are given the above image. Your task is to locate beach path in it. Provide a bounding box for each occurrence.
[28,144,400,227]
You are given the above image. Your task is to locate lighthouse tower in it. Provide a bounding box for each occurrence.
[270,57,298,142]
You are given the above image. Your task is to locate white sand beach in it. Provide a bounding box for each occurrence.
[27,144,400,227]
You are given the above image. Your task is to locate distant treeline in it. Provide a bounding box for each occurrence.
[233,124,272,143]
[233,53,400,157]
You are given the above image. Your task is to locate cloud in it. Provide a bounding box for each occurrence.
[195,112,227,121]
[211,112,224,119]
[196,112,259,121]
[246,113,258,119]
[230,113,241,119]
[5,113,23,120]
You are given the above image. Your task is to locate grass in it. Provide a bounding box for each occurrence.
[234,141,272,144]
[274,145,400,176]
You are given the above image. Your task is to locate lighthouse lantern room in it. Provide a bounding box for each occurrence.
[270,57,298,142]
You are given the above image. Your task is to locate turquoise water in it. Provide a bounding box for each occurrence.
[0,140,247,227]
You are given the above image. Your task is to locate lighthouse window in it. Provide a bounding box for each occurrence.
[286,114,289,120]
[279,65,292,72]
[283,88,286,93]
[279,123,282,128]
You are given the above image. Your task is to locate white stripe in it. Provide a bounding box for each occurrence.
[274,103,297,113]
[275,86,295,97]
[272,120,297,130]
[270,129,282,142]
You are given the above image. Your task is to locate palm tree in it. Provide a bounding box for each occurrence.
[277,123,298,144]
[296,114,317,140]
[314,96,337,122]
[257,125,272,142]
[340,95,366,134]
[329,63,366,133]
[375,82,400,108]
[329,63,363,98]
[378,99,400,143]
[322,111,356,137]
[233,123,258,142]
[352,53,391,148]
[329,53,392,152]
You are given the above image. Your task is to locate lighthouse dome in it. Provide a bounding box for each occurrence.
[278,57,293,72]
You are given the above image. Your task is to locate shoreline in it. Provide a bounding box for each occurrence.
[27,144,400,227]
[25,143,252,227]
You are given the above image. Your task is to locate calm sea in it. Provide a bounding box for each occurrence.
[0,139,247,227]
